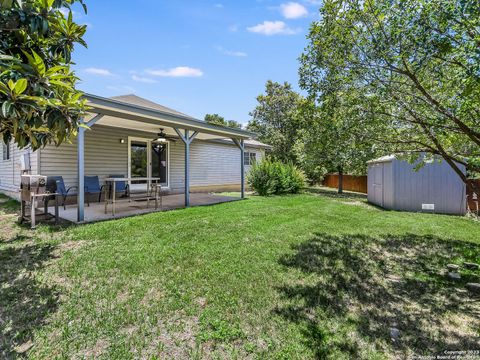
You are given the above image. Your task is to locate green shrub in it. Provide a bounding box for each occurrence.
[247,160,306,196]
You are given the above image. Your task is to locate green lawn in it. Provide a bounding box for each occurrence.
[1,191,479,359]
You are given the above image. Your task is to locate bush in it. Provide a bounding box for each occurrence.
[247,160,306,196]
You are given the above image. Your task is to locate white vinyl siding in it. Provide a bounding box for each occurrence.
[0,142,38,193]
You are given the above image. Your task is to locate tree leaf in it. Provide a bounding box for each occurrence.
[0,82,9,95]
[1,101,12,118]
[13,79,28,95]
[7,79,15,91]
[0,0,13,9]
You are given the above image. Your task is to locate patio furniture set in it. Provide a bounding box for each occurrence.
[45,175,163,217]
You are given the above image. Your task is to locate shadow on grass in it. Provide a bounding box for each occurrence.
[0,195,21,215]
[305,187,368,200]
[0,195,73,233]
[275,233,480,359]
[0,243,59,358]
[0,196,61,358]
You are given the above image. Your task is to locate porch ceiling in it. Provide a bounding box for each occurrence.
[84,93,255,140]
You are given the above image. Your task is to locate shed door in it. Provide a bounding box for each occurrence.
[371,163,384,207]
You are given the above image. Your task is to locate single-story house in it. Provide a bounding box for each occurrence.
[367,155,467,215]
[0,94,271,222]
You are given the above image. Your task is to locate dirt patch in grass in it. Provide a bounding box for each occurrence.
[306,187,368,200]
[339,200,380,210]
[142,313,200,359]
[81,338,110,358]
[276,233,480,359]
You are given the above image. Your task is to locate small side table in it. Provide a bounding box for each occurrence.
[20,192,59,229]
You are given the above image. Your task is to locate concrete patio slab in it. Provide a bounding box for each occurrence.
[48,193,241,223]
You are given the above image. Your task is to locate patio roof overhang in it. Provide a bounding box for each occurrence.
[83,93,255,140]
[76,93,249,223]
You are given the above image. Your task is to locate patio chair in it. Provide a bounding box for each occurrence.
[84,176,106,206]
[46,176,77,210]
[108,174,130,199]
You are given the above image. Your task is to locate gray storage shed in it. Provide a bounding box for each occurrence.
[367,155,467,215]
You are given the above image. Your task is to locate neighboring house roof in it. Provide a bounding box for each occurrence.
[246,139,272,149]
[101,94,272,149]
[215,138,273,150]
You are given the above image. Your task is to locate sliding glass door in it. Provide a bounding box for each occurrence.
[129,138,169,189]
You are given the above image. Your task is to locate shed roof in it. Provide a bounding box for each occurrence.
[367,155,396,164]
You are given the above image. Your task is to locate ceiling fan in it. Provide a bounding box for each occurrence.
[153,128,177,142]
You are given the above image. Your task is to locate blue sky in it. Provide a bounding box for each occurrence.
[71,0,321,125]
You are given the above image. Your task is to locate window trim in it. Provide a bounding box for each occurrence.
[2,141,10,161]
[244,151,256,166]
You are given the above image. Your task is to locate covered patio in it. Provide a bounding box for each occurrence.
[50,192,241,223]
[64,94,255,223]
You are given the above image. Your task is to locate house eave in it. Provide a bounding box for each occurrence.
[84,93,256,140]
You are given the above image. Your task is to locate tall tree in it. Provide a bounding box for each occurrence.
[0,0,87,150]
[248,81,303,163]
[300,0,480,192]
[295,90,377,191]
[204,113,242,129]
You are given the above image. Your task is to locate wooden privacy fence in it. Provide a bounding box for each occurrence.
[467,179,480,213]
[323,174,368,194]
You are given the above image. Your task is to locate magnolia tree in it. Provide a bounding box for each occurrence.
[0,0,88,150]
[300,0,480,192]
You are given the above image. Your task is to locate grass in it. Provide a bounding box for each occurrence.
[0,191,479,359]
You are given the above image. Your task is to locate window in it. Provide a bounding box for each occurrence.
[2,142,9,161]
[244,152,256,166]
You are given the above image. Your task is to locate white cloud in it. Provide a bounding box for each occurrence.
[216,46,247,57]
[131,75,157,83]
[146,67,204,78]
[228,24,239,32]
[214,3,224,8]
[280,2,308,19]
[84,67,114,76]
[247,21,300,36]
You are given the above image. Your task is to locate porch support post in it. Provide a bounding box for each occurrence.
[185,130,190,207]
[77,118,85,222]
[174,128,199,207]
[232,138,245,199]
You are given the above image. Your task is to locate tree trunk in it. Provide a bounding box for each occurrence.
[467,179,480,196]
[338,167,344,194]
